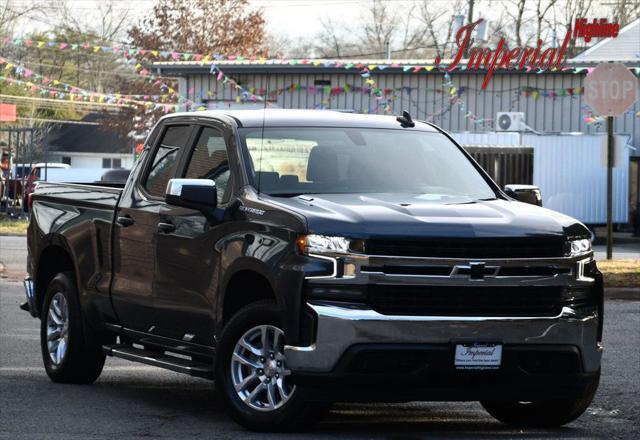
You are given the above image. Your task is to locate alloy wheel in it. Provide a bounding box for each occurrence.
[230,324,296,412]
[46,292,69,365]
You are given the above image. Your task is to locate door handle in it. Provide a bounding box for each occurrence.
[157,222,176,234]
[116,215,135,227]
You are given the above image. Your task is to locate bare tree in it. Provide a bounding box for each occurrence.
[606,0,640,27]
[55,0,131,41]
[559,0,595,56]
[51,0,132,93]
[360,0,399,56]
[535,0,558,42]
[505,0,528,47]
[415,0,465,58]
[315,17,355,58]
[0,0,42,35]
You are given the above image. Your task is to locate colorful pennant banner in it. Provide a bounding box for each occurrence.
[3,35,640,77]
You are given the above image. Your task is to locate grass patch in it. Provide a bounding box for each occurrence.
[598,260,640,288]
[0,217,29,235]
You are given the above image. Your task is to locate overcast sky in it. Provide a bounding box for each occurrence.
[12,0,390,40]
[253,0,365,37]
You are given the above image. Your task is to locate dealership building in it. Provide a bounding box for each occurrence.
[153,19,640,228]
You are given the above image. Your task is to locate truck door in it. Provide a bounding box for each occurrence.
[110,123,195,332]
[152,122,236,345]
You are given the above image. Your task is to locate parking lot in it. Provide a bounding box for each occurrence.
[1,236,638,439]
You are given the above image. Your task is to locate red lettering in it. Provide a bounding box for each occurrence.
[448,20,482,72]
[501,48,521,69]
[468,47,493,70]
[481,39,507,89]
[554,32,571,69]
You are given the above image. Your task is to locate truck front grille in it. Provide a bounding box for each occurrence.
[366,285,566,317]
[364,237,566,259]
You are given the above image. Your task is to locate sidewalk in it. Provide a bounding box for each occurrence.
[593,232,640,260]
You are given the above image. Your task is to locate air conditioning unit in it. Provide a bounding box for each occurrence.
[496,112,526,131]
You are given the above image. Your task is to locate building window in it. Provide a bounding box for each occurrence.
[61,156,71,165]
[102,158,123,168]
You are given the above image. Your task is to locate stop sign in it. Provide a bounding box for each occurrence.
[584,63,639,116]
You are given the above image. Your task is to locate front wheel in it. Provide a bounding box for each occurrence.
[215,300,327,431]
[481,372,600,427]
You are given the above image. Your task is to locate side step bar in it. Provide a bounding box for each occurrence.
[103,344,214,379]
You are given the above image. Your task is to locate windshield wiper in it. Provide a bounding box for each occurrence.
[269,192,304,198]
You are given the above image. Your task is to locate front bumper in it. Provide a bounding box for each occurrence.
[285,302,602,374]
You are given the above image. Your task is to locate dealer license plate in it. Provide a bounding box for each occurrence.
[454,343,502,370]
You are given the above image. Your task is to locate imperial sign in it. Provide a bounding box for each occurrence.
[584,63,639,117]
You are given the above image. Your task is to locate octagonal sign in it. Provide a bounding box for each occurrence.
[584,63,639,117]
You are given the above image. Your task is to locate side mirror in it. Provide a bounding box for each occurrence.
[165,178,217,211]
[504,184,542,206]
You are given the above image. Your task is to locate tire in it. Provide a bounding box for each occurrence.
[481,371,600,428]
[40,272,106,384]
[215,300,327,432]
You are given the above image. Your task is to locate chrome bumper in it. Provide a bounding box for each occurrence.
[23,277,37,317]
[285,303,602,374]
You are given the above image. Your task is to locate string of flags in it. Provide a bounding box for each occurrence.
[0,74,186,112]
[3,35,640,77]
[0,56,190,112]
[1,35,638,126]
[0,57,179,102]
[519,86,584,99]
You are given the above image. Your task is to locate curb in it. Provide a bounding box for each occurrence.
[605,287,640,301]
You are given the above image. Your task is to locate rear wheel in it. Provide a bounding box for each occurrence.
[215,300,327,431]
[481,371,600,427]
[40,272,106,384]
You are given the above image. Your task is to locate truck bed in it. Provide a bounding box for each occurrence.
[27,181,124,320]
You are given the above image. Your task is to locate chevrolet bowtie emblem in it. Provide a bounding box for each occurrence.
[452,262,499,280]
[468,262,486,280]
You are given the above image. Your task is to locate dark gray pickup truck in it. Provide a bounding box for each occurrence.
[23,110,602,431]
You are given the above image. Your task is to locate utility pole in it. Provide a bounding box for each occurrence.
[606,116,614,259]
[465,0,475,58]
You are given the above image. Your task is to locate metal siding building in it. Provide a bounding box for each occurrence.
[155,63,640,152]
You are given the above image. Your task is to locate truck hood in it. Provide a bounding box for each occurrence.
[269,193,589,239]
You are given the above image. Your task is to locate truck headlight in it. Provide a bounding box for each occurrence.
[568,238,592,257]
[297,234,350,255]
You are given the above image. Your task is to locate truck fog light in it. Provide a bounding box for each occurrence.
[343,263,357,277]
[306,285,365,300]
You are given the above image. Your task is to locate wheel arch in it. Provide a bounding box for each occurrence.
[34,238,78,318]
[219,259,281,328]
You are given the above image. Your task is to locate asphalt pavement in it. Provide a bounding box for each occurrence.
[1,236,639,439]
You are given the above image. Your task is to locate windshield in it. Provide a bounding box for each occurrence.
[240,127,496,201]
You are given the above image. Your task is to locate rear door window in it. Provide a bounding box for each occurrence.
[184,126,231,205]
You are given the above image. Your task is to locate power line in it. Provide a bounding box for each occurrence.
[16,116,101,125]
[0,93,128,109]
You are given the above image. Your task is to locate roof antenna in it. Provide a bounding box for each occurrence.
[396,110,415,128]
[257,84,268,195]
